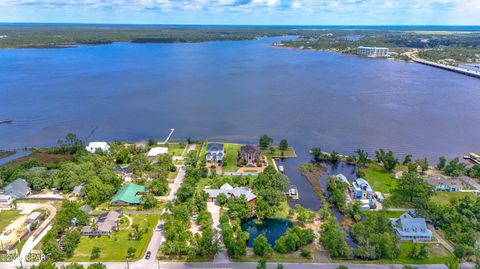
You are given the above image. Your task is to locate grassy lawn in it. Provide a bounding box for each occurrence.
[395,242,453,264]
[359,163,397,194]
[196,177,212,193]
[222,143,243,172]
[168,169,179,180]
[0,210,22,232]
[234,244,316,263]
[68,214,160,262]
[272,200,292,219]
[166,143,187,156]
[364,210,404,219]
[261,146,296,158]
[430,191,477,205]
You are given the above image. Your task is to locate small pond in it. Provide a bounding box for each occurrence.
[241,217,293,247]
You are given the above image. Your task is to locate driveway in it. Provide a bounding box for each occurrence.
[458,176,480,191]
[144,166,186,259]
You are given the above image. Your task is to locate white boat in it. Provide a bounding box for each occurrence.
[279,165,284,173]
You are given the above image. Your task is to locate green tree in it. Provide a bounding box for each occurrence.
[253,234,272,256]
[126,246,136,258]
[444,158,465,177]
[330,151,339,162]
[87,263,106,269]
[142,193,158,209]
[437,156,447,170]
[216,193,228,206]
[61,264,84,269]
[90,246,101,260]
[337,266,349,269]
[403,155,413,165]
[276,264,284,269]
[355,149,369,167]
[279,139,289,151]
[446,258,460,269]
[416,158,429,173]
[259,135,273,149]
[395,171,433,204]
[257,259,267,269]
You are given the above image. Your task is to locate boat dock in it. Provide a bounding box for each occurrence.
[159,128,175,144]
[286,185,299,200]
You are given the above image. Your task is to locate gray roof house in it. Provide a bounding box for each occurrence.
[81,210,120,236]
[4,178,31,199]
[426,176,462,192]
[204,183,257,204]
[205,143,225,163]
[392,210,432,241]
[72,184,84,197]
[79,204,93,214]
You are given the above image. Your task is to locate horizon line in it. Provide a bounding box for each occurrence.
[1,22,480,27]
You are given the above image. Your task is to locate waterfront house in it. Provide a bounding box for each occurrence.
[205,183,257,205]
[240,144,261,167]
[81,210,120,236]
[351,178,373,199]
[205,143,225,164]
[4,178,31,199]
[392,210,432,241]
[111,184,146,206]
[85,142,110,154]
[426,176,462,192]
[147,147,169,158]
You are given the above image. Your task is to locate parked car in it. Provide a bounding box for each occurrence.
[145,251,151,260]
[374,191,384,202]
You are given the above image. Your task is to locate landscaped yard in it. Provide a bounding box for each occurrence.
[261,146,297,158]
[0,210,22,232]
[166,143,187,157]
[67,214,159,262]
[430,191,476,205]
[222,143,243,172]
[395,242,453,264]
[359,163,397,194]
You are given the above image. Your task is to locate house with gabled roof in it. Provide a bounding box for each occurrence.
[111,184,146,206]
[4,178,31,199]
[205,143,225,164]
[81,210,120,236]
[426,175,462,192]
[204,183,257,205]
[392,210,432,241]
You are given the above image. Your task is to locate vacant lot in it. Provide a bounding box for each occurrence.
[359,163,397,194]
[396,242,452,264]
[0,210,22,233]
[430,191,476,205]
[68,214,159,262]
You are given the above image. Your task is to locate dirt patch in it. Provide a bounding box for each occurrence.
[299,163,327,203]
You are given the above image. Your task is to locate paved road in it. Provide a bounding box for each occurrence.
[428,224,454,253]
[14,203,57,266]
[47,261,451,269]
[144,167,186,259]
[459,176,480,191]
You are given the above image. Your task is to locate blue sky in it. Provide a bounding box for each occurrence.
[0,0,479,25]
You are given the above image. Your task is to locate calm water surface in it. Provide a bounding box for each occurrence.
[241,217,293,247]
[1,37,480,208]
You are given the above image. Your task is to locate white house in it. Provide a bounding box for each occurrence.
[147,147,169,158]
[85,142,110,153]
